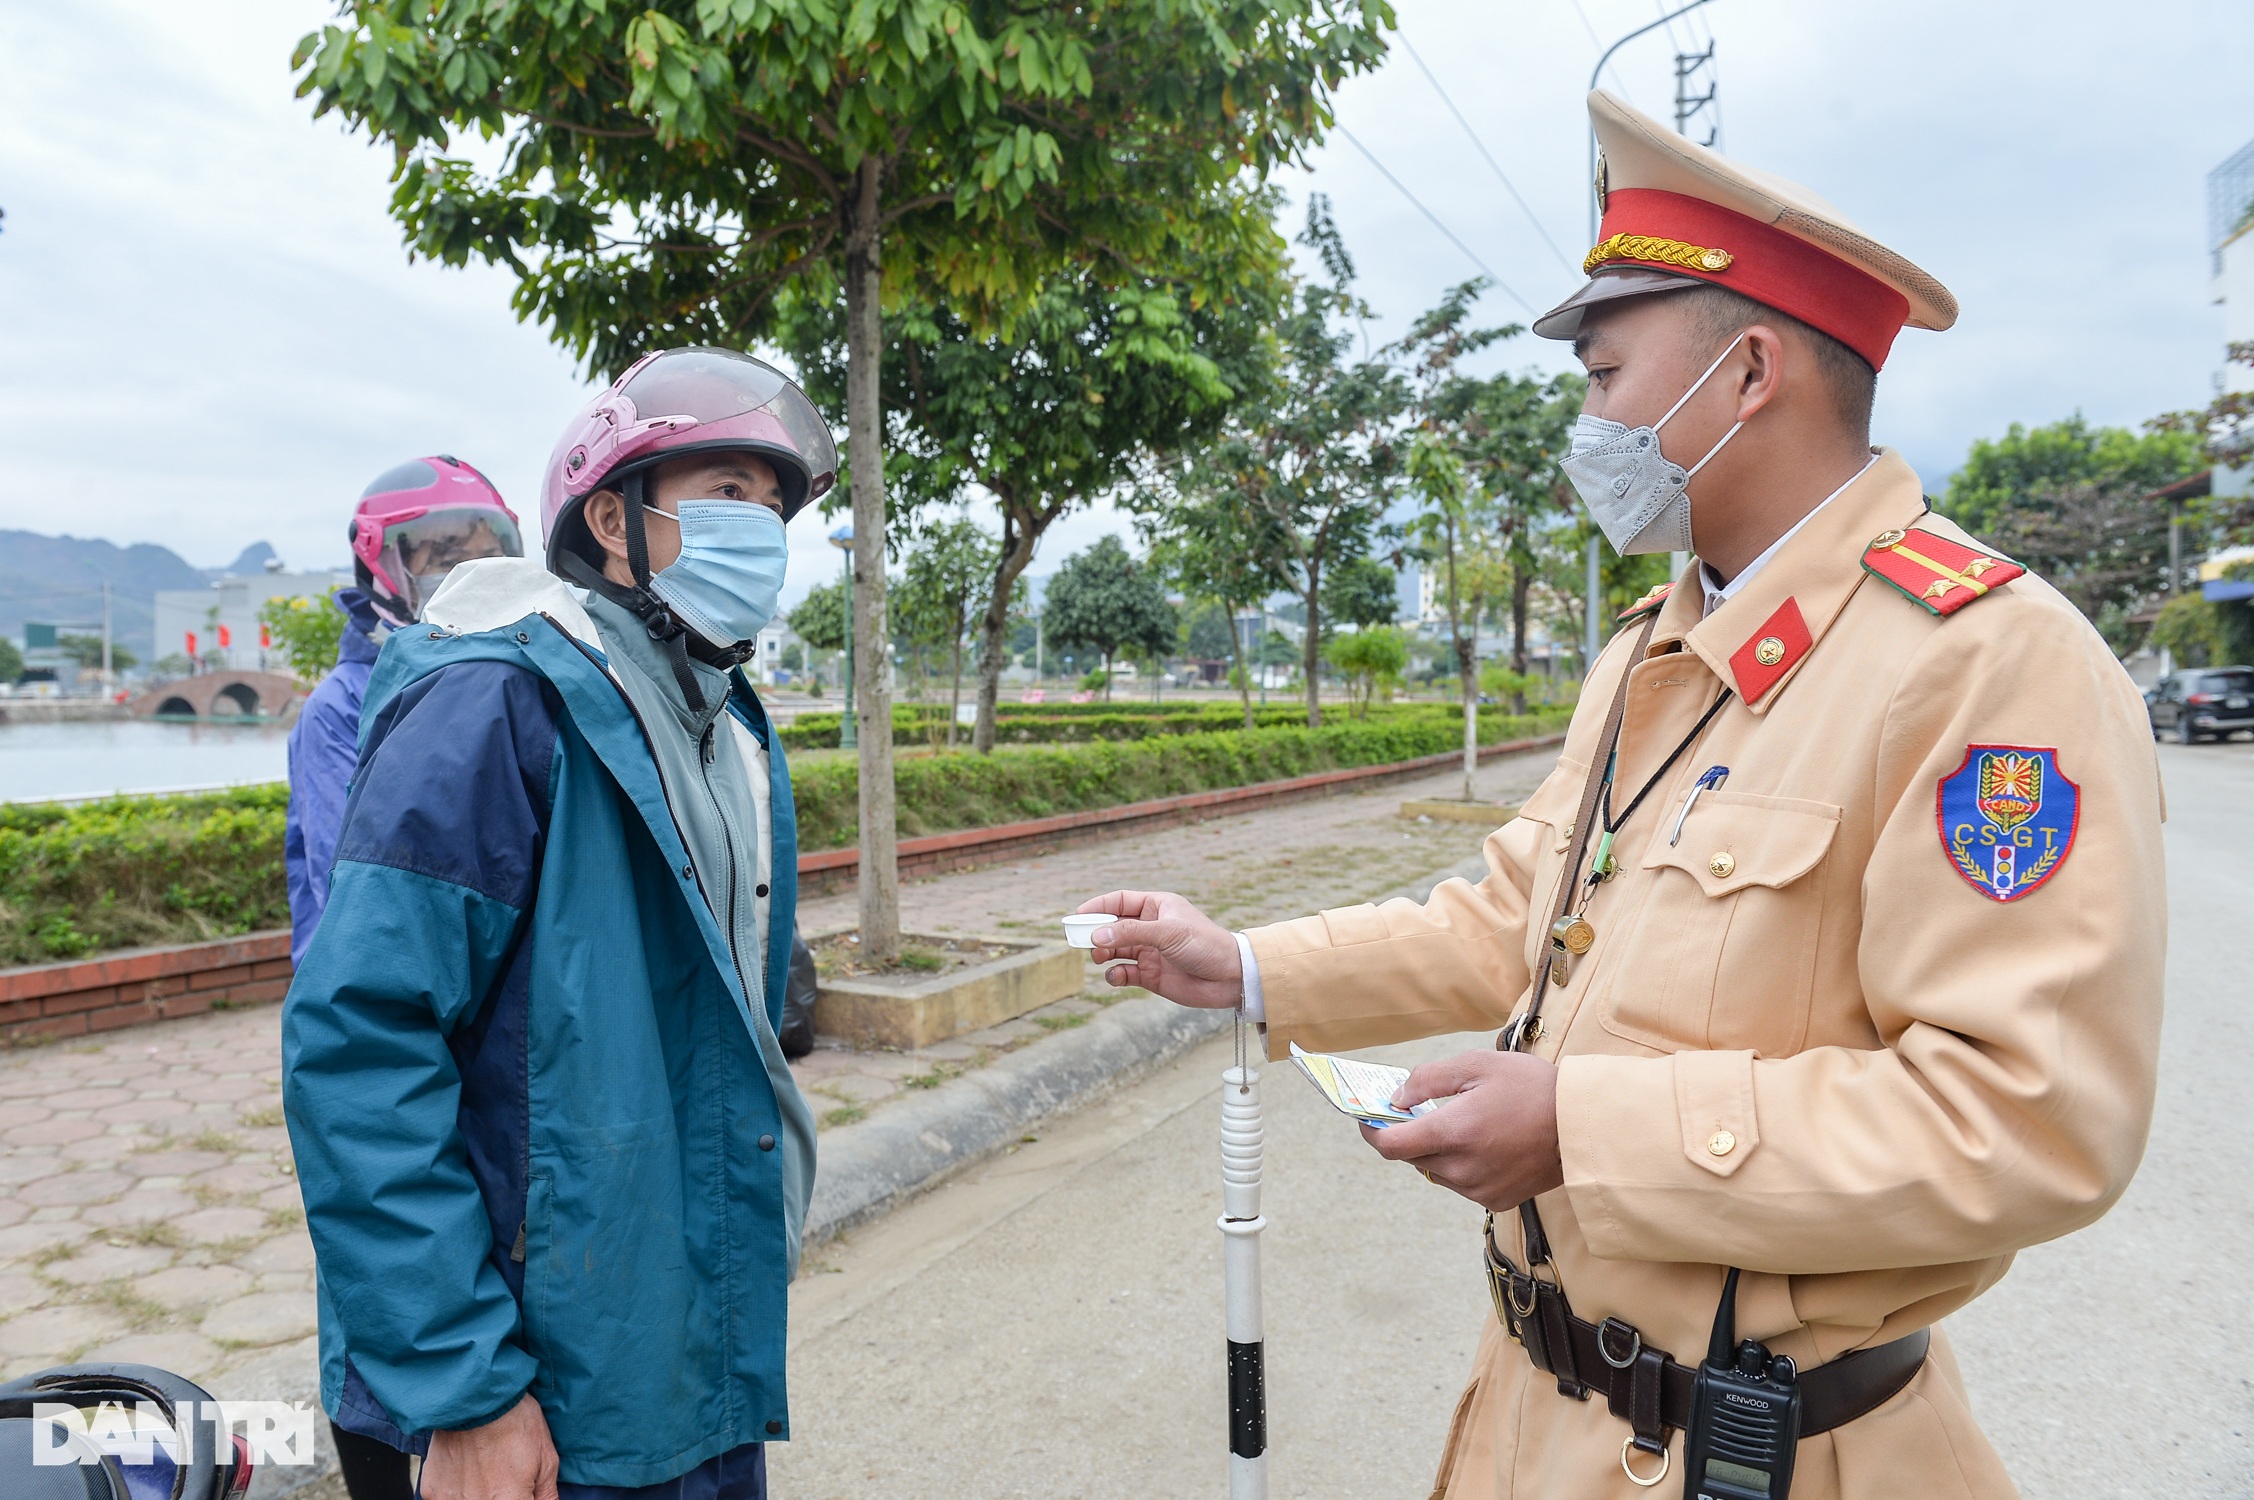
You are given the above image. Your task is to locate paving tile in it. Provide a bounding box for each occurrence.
[17,1170,133,1209]
[256,1185,304,1215]
[44,1088,137,1110]
[0,1271,51,1311]
[914,1042,983,1063]
[4,1119,104,1147]
[110,1099,192,1124]
[237,1232,315,1277]
[175,1079,265,1104]
[0,1155,58,1187]
[43,1241,174,1286]
[190,1163,288,1198]
[58,1135,140,1164]
[27,1207,81,1224]
[122,1151,230,1179]
[0,1221,83,1259]
[199,1292,316,1348]
[136,1264,253,1310]
[173,1208,270,1246]
[814,1075,899,1105]
[79,1331,223,1374]
[0,1076,73,1100]
[0,1104,54,1129]
[0,1303,128,1359]
[82,1189,197,1230]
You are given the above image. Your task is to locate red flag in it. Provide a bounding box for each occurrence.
[217,624,232,649]
[185,631,197,656]
[259,624,271,649]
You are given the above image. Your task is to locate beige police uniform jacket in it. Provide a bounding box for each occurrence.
[1246,450,2165,1499]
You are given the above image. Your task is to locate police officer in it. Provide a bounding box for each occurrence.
[1082,92,2163,1498]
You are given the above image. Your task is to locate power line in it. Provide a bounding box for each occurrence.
[1568,0,1635,102]
[1332,125,1540,317]
[1395,32,1579,276]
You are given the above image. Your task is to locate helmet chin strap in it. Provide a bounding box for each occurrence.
[558,470,754,714]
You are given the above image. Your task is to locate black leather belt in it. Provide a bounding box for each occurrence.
[1484,1220,1928,1460]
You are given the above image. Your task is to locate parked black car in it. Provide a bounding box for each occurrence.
[2147,667,2254,742]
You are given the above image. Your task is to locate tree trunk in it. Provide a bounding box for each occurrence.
[1448,526,1475,802]
[1510,555,1532,715]
[845,158,899,961]
[946,634,962,749]
[1299,563,1323,729]
[972,493,1040,755]
[1228,602,1253,730]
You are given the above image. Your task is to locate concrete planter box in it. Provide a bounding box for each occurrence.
[812,932,1085,1051]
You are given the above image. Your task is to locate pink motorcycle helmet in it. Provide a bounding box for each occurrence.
[540,347,837,574]
[350,455,524,627]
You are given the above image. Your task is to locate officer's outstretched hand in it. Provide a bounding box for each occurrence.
[1078,890,1243,1009]
[1361,1050,1564,1212]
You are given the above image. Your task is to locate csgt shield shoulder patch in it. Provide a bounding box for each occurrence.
[1936,746,2080,902]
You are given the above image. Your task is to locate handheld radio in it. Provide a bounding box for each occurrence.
[1682,1267,1801,1500]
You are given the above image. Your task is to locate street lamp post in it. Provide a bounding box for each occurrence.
[829,525,858,749]
[1581,0,1722,673]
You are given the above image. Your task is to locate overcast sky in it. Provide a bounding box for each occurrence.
[4,0,2252,612]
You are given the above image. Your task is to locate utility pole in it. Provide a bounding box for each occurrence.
[1669,37,1720,586]
[829,526,858,748]
[1586,0,1721,674]
[100,580,113,684]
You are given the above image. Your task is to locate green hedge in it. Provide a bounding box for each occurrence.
[0,707,1570,966]
[789,708,1570,851]
[0,787,291,967]
[779,698,1565,749]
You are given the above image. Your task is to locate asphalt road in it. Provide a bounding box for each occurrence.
[769,739,2252,1500]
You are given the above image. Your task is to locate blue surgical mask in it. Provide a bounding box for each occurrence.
[641,501,789,646]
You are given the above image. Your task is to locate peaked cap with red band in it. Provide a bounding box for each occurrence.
[1533,92,1957,371]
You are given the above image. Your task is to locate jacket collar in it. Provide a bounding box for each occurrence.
[1647,447,1929,714]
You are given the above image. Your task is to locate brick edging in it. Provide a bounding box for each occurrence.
[796,731,1566,895]
[0,931,293,1046]
[0,731,1566,1041]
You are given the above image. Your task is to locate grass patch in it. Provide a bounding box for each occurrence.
[265,1206,304,1230]
[820,1104,865,1129]
[188,1130,241,1154]
[1031,1012,1089,1033]
[85,1280,167,1326]
[238,1105,285,1129]
[902,1062,965,1091]
[108,1223,183,1250]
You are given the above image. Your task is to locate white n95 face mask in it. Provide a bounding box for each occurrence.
[1557,332,1748,556]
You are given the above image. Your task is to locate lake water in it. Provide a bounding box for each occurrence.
[0,719,292,802]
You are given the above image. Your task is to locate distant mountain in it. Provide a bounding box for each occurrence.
[0,530,209,659]
[207,541,278,579]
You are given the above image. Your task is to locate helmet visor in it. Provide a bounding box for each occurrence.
[617,348,839,500]
[378,507,524,616]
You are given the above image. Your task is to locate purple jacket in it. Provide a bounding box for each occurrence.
[283,589,384,966]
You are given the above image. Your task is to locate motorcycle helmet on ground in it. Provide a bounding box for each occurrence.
[349,456,523,627]
[540,348,838,710]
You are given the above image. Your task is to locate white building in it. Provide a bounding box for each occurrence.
[152,562,353,674]
[2208,136,2254,497]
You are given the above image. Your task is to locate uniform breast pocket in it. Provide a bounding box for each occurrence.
[1599,791,1841,1056]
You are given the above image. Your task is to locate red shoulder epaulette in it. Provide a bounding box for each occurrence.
[1861,527,2024,616]
[1616,580,1672,623]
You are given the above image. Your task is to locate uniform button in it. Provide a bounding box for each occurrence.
[1708,851,1735,879]
[682,863,695,880]
[765,1419,782,1435]
[1707,1129,1737,1157]
[755,883,769,897]
[514,630,531,644]
[758,1134,776,1152]
[1753,636,1786,667]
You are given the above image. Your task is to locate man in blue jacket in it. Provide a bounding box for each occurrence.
[283,350,835,1500]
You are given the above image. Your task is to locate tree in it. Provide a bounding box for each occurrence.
[1448,371,1582,702]
[1140,481,1291,729]
[893,517,997,746]
[257,594,348,686]
[1140,195,1408,726]
[296,0,1391,957]
[1321,555,1399,630]
[0,637,22,684]
[779,261,1274,750]
[1944,416,2202,642]
[56,635,138,674]
[1042,536,1175,700]
[787,577,849,655]
[1323,625,1405,718]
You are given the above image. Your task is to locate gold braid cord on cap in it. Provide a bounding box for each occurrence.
[1583,233,1735,277]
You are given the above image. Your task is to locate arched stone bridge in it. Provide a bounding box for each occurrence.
[128,671,302,720]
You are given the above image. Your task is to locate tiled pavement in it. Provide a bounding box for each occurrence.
[0,745,1556,1407]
